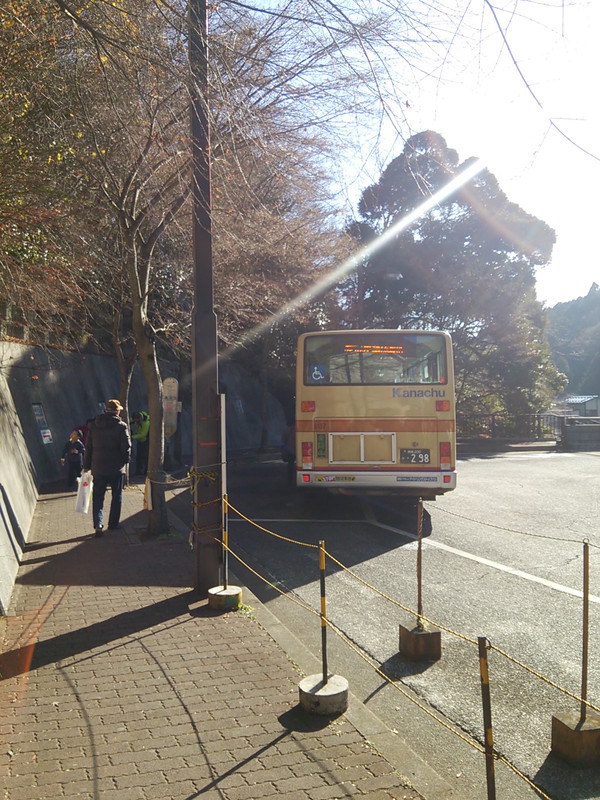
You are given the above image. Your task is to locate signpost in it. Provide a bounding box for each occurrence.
[163,377,180,440]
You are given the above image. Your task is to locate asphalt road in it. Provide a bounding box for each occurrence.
[168,449,600,800]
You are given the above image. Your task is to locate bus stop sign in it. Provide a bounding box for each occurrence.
[163,377,180,440]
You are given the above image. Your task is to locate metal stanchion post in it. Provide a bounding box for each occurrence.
[478,636,496,800]
[223,494,229,591]
[581,539,590,722]
[398,496,441,661]
[319,539,328,685]
[551,536,600,765]
[206,396,241,611]
[298,538,348,715]
[416,497,424,629]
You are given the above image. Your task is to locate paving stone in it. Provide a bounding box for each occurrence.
[0,487,424,800]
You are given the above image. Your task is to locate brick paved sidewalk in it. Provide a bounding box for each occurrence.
[0,485,424,800]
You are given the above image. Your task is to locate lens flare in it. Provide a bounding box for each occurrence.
[222,158,486,358]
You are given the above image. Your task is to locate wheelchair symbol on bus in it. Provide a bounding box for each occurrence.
[311,365,326,383]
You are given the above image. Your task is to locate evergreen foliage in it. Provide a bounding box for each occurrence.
[547,283,600,396]
[343,131,567,420]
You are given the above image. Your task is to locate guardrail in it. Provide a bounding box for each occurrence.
[457,413,563,440]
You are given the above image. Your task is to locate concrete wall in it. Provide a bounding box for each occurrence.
[2,344,159,488]
[219,362,287,452]
[561,417,600,450]
[0,355,37,614]
[0,341,285,614]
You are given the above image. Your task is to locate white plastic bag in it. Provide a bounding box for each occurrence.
[75,470,93,514]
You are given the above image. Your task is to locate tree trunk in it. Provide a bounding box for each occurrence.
[134,320,168,537]
[125,243,169,538]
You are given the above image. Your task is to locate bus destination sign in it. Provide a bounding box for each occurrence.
[344,344,404,355]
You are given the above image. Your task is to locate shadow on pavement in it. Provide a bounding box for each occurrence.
[534,750,600,800]
[379,652,436,680]
[15,505,193,589]
[278,705,339,731]
[0,590,196,679]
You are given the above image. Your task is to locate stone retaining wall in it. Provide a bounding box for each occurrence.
[0,341,284,613]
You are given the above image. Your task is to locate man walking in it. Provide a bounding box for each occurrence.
[83,399,131,537]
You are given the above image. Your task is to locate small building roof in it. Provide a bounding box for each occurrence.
[565,395,599,405]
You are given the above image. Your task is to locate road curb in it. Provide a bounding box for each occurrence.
[166,497,464,800]
[457,439,558,456]
[241,579,463,800]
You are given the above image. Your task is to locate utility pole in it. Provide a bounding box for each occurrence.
[189,0,222,594]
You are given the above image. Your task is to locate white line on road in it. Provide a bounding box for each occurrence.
[368,518,600,604]
[495,453,575,459]
[232,514,600,603]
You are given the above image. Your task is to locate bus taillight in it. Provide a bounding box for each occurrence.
[436,400,450,412]
[440,441,452,467]
[301,400,316,412]
[301,441,313,469]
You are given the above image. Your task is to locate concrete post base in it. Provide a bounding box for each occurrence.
[208,585,242,611]
[551,710,600,767]
[399,623,442,662]
[299,673,349,715]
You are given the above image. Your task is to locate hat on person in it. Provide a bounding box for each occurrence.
[105,399,123,414]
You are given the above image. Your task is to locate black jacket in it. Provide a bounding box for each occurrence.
[83,412,131,475]
[62,439,85,464]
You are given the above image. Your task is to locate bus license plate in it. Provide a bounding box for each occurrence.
[400,448,430,464]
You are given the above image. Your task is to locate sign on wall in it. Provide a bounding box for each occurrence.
[32,403,53,444]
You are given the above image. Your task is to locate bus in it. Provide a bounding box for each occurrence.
[295,329,456,498]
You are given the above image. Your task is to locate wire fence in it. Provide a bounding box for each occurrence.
[457,413,564,440]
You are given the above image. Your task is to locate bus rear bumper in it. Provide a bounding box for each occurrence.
[297,470,456,496]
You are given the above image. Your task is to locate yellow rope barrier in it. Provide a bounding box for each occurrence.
[427,503,597,547]
[223,542,321,618]
[216,531,566,800]
[324,614,486,755]
[191,497,222,510]
[226,501,319,549]
[218,535,485,754]
[226,500,598,707]
[490,642,600,716]
[496,754,553,800]
[325,550,479,646]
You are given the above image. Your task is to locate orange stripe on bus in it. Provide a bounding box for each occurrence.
[296,419,455,433]
[310,465,446,472]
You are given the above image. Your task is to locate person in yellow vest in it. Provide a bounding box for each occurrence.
[131,411,150,476]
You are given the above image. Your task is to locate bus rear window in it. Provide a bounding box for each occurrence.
[304,333,448,386]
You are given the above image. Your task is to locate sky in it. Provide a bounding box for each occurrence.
[364,0,600,309]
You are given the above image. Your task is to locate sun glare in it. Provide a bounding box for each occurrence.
[223,158,486,358]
